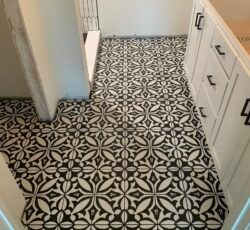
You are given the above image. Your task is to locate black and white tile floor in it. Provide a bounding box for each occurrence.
[0,37,228,230]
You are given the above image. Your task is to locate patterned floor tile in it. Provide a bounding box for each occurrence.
[0,37,228,230]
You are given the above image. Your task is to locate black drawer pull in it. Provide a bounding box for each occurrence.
[207,75,216,86]
[199,107,207,118]
[197,16,204,30]
[245,114,250,126]
[215,45,225,56]
[241,98,250,116]
[195,13,202,27]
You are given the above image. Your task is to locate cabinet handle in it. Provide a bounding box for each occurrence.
[241,98,250,116]
[207,75,216,86]
[245,114,250,126]
[215,45,225,56]
[199,107,207,118]
[241,99,250,125]
[195,12,202,27]
[197,15,204,30]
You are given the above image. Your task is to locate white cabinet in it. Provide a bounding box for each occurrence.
[185,0,250,227]
[197,84,216,139]
[185,0,204,81]
[191,8,216,100]
[211,59,250,207]
[203,49,228,114]
[211,26,237,77]
[227,133,250,207]
[185,0,250,218]
[212,60,250,179]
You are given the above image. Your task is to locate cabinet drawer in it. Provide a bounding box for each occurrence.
[197,84,216,139]
[203,49,228,114]
[212,26,237,77]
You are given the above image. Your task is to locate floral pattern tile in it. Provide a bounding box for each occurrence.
[0,37,228,230]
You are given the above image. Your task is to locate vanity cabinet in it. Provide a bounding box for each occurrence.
[189,7,217,101]
[196,84,216,139]
[211,59,250,206]
[211,26,237,77]
[203,48,228,114]
[185,0,250,216]
[226,130,250,208]
[185,0,204,81]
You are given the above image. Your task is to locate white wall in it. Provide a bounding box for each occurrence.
[38,0,90,99]
[98,0,193,37]
[0,3,29,97]
[19,0,59,118]
[18,0,90,118]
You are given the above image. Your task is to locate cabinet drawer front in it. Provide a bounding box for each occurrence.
[203,49,228,114]
[185,0,204,80]
[212,26,237,77]
[197,84,216,139]
[191,8,217,101]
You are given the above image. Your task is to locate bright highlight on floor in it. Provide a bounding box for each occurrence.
[0,210,14,230]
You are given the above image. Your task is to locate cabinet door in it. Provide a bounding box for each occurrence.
[212,59,250,181]
[222,176,250,229]
[227,132,250,207]
[191,8,216,101]
[185,0,204,81]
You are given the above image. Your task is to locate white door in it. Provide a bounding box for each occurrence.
[212,59,250,190]
[185,0,204,81]
[191,8,216,100]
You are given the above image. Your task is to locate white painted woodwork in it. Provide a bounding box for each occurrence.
[185,0,204,81]
[98,0,193,37]
[212,60,250,180]
[191,8,216,101]
[203,0,250,70]
[185,0,250,226]
[0,3,29,98]
[85,31,101,85]
[0,155,25,230]
[196,84,216,139]
[227,134,250,207]
[211,26,238,77]
[203,49,228,114]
